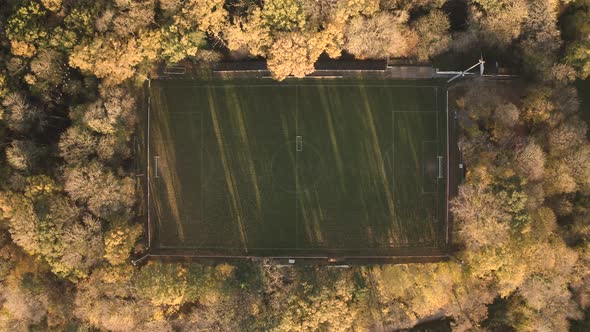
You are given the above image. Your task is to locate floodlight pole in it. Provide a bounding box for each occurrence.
[446,59,485,83]
[131,253,150,266]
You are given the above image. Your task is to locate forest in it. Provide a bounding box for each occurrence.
[0,0,589,330]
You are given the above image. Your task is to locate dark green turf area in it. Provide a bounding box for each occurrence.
[144,78,451,257]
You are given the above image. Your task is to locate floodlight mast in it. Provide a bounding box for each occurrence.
[446,57,485,83]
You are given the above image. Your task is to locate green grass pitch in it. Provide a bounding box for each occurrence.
[142,78,451,258]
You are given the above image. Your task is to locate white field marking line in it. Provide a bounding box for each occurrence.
[154,156,159,178]
[392,104,398,235]
[421,140,438,194]
[157,243,442,250]
[148,253,450,259]
[438,156,443,179]
[146,88,151,248]
[295,85,298,250]
[435,87,440,232]
[158,84,442,89]
[166,110,439,114]
[446,89,450,245]
[200,105,204,246]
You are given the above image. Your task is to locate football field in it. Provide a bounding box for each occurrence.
[142,78,452,257]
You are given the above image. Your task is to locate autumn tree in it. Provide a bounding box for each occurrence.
[58,126,97,165]
[224,7,272,57]
[373,263,460,319]
[1,93,44,133]
[563,143,590,192]
[548,117,587,155]
[74,265,155,331]
[500,239,583,331]
[544,160,578,195]
[63,161,135,219]
[514,140,545,181]
[66,85,136,163]
[473,0,529,47]
[0,176,104,280]
[69,31,160,85]
[410,10,450,60]
[521,86,555,124]
[159,0,182,15]
[344,12,410,59]
[159,24,206,63]
[158,0,227,63]
[26,48,67,101]
[519,0,562,78]
[188,0,229,34]
[380,0,445,10]
[50,7,95,52]
[6,2,49,57]
[451,182,511,249]
[105,0,155,36]
[5,140,43,173]
[103,219,143,266]
[1,274,49,327]
[490,103,520,142]
[80,86,136,135]
[266,32,318,80]
[272,268,365,331]
[134,262,194,308]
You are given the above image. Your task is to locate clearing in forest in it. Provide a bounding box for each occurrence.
[141,78,455,259]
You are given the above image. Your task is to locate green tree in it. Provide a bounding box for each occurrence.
[6,2,49,57]
[159,23,206,63]
[274,270,364,331]
[134,262,193,307]
[262,0,306,31]
[40,0,62,12]
[49,7,95,51]
[565,41,590,79]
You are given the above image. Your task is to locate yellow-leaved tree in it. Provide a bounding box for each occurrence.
[69,31,160,85]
